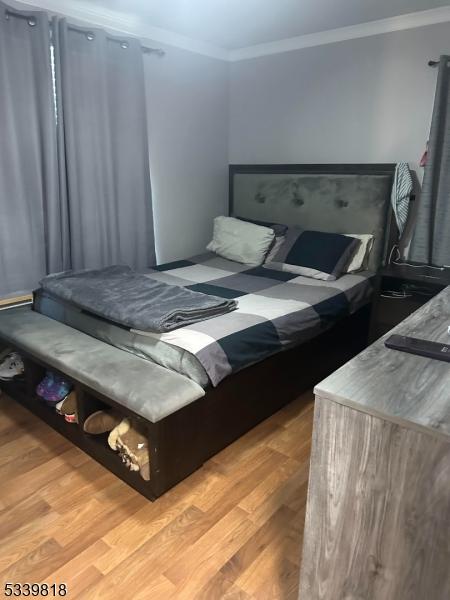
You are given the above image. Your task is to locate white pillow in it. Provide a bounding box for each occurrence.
[344,234,374,272]
[207,216,275,266]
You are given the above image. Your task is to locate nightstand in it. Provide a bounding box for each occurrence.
[369,263,450,341]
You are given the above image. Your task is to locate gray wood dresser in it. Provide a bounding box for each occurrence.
[299,287,450,600]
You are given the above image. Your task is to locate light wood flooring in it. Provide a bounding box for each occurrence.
[0,390,314,599]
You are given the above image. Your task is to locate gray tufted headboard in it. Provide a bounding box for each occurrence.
[229,164,397,272]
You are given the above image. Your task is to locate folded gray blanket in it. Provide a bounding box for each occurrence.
[39,265,237,333]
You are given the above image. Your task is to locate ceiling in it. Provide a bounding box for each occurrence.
[82,0,449,50]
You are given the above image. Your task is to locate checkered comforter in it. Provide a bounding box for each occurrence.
[135,253,374,386]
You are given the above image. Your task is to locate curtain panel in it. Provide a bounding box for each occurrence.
[0,2,64,297]
[54,19,155,271]
[409,55,450,266]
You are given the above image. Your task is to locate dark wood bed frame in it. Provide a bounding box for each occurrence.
[0,164,397,500]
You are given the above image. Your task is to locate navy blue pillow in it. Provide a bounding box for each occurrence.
[286,231,356,273]
[265,228,359,281]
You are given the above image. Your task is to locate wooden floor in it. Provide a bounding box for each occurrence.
[0,390,314,600]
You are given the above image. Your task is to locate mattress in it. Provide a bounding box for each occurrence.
[35,253,374,388]
[34,291,210,387]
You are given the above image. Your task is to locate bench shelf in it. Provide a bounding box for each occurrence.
[0,365,157,499]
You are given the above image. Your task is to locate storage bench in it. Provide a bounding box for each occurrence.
[0,307,205,500]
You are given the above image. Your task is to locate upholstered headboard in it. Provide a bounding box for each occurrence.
[229,164,396,271]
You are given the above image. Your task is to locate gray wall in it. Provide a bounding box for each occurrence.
[145,46,229,263]
[229,21,450,174]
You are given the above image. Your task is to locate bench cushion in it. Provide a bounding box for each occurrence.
[0,308,205,422]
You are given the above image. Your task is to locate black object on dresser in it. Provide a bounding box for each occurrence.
[370,263,450,341]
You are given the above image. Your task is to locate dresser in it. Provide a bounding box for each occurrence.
[299,287,450,600]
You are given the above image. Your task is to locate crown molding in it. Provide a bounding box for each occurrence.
[12,2,450,63]
[16,0,229,60]
[229,6,450,62]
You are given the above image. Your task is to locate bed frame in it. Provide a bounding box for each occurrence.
[0,164,397,500]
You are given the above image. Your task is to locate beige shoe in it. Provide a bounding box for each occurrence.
[59,391,77,415]
[115,421,150,480]
[83,410,122,434]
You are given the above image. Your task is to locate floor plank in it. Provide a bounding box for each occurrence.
[0,390,313,599]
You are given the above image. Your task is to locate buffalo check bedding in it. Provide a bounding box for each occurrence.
[135,252,374,386]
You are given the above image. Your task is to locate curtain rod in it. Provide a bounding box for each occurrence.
[4,7,165,56]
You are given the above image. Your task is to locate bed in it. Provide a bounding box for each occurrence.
[0,164,396,499]
[35,256,374,387]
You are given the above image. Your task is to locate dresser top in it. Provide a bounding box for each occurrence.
[315,286,450,440]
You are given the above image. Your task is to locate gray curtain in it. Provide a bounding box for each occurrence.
[54,19,155,271]
[0,2,64,297]
[409,55,450,266]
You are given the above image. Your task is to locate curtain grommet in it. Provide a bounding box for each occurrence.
[28,17,37,27]
[120,41,129,49]
[86,32,95,41]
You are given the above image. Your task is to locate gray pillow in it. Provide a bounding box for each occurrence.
[207,216,275,266]
[236,217,288,262]
[236,217,288,237]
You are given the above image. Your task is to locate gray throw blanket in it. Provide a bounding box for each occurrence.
[39,266,237,332]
